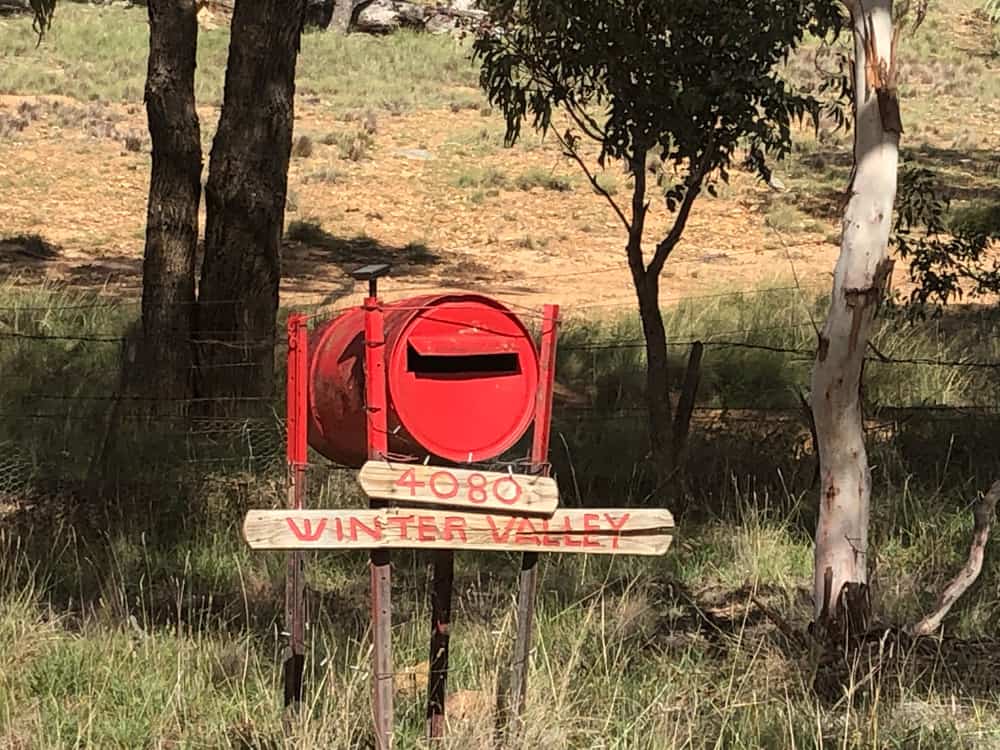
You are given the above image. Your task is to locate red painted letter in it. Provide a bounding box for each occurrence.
[442,516,468,543]
[486,515,518,543]
[560,515,583,547]
[581,514,601,548]
[417,515,438,542]
[514,518,542,546]
[604,512,630,550]
[286,517,326,542]
[538,518,560,547]
[386,515,415,540]
[349,517,382,542]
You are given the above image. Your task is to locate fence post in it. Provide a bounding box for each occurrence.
[506,303,559,739]
[426,548,454,741]
[283,313,308,707]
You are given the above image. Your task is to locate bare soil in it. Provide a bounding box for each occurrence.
[0,90,995,319]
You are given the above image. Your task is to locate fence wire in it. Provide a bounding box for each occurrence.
[2,291,999,495]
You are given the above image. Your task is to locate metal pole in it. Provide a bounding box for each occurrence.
[283,314,308,708]
[364,291,394,750]
[507,304,560,738]
[426,548,454,741]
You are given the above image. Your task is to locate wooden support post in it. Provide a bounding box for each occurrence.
[426,548,454,741]
[365,295,394,750]
[671,340,703,472]
[506,304,559,738]
[283,314,308,708]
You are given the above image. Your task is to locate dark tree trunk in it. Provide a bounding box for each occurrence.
[196,0,307,407]
[634,270,674,478]
[624,150,678,482]
[140,0,202,408]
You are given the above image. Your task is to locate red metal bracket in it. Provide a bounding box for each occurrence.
[284,313,309,707]
[364,296,394,750]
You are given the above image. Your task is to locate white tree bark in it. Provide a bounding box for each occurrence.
[811,0,900,632]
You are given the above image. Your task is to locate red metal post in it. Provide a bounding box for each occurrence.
[284,313,309,707]
[507,304,559,734]
[364,296,394,750]
[532,305,559,465]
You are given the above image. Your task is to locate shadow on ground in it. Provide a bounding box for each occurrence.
[0,224,452,304]
[282,220,444,305]
[782,144,1000,226]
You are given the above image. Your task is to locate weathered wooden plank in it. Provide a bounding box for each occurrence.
[358,461,559,515]
[243,508,674,555]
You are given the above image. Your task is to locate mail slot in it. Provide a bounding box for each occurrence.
[308,294,540,467]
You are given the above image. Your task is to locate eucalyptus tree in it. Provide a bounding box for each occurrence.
[475,0,843,477]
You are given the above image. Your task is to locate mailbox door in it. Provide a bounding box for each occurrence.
[389,297,539,463]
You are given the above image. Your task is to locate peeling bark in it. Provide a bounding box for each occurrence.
[811,0,899,636]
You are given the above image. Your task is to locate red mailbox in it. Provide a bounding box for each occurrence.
[308,294,540,467]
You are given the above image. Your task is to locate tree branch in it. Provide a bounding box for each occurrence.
[554,129,630,234]
[562,99,608,147]
[647,142,713,278]
[627,149,650,280]
[647,179,699,279]
[908,480,1000,637]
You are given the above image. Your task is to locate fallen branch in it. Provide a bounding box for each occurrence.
[750,594,807,649]
[909,480,1000,637]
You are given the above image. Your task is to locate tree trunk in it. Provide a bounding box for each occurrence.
[197,0,307,407]
[811,0,899,638]
[330,0,361,31]
[140,0,202,408]
[635,271,674,478]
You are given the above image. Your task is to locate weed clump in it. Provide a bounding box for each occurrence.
[515,168,573,192]
[452,166,508,189]
[292,134,315,159]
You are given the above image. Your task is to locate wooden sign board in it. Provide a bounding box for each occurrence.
[243,508,674,556]
[358,461,559,516]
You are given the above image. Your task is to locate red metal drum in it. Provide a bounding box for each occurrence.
[308,294,540,467]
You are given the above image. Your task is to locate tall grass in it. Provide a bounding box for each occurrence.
[4,495,1000,747]
[3,283,1000,746]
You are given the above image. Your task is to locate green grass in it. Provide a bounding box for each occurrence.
[0,5,480,111]
[514,167,574,192]
[4,476,1000,747]
[451,166,509,189]
[326,130,375,161]
[4,281,1000,745]
[592,171,620,196]
[0,5,227,103]
[763,202,826,234]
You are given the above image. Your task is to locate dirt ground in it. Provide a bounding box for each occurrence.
[0,87,993,319]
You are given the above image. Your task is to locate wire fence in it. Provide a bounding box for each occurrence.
[2,285,999,501]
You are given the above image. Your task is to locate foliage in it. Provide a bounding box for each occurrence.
[985,0,1000,24]
[474,0,844,215]
[474,0,843,463]
[892,166,999,312]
